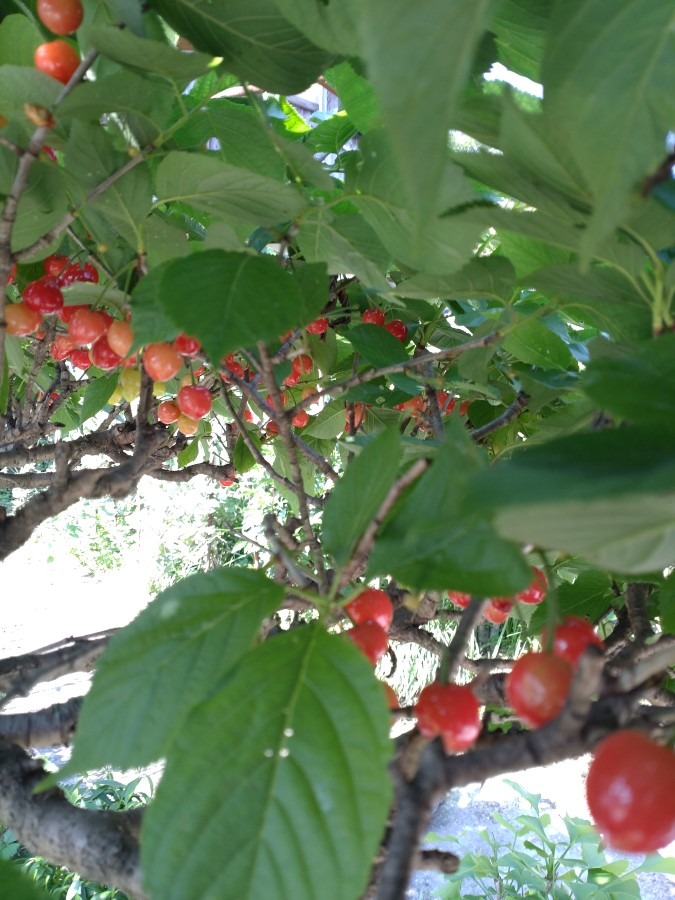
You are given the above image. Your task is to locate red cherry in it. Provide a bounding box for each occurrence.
[6,302,42,336]
[385,319,408,342]
[69,347,92,370]
[483,598,513,624]
[143,343,182,382]
[344,588,393,631]
[89,336,121,370]
[291,410,309,428]
[265,421,280,437]
[50,334,74,360]
[34,40,80,84]
[59,261,99,285]
[506,652,573,728]
[68,308,109,345]
[292,354,313,376]
[586,731,675,853]
[346,621,389,666]
[306,317,328,335]
[447,591,471,609]
[543,616,604,668]
[219,478,235,487]
[459,400,471,416]
[177,385,212,419]
[23,277,64,314]
[157,400,180,424]
[44,254,69,277]
[37,0,83,35]
[415,683,481,752]
[283,371,300,387]
[173,333,201,356]
[436,391,456,415]
[362,309,385,326]
[394,395,425,417]
[107,319,134,358]
[6,264,17,284]
[516,567,548,604]
[58,303,87,324]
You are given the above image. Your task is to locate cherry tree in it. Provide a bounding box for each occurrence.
[1,1,674,898]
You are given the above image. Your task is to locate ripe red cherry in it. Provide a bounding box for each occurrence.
[483,598,513,624]
[362,309,385,326]
[436,391,456,415]
[219,478,235,487]
[306,317,328,335]
[447,591,471,609]
[90,336,121,370]
[23,277,64,314]
[292,354,313,376]
[515,567,547,604]
[50,334,74,360]
[385,319,408,342]
[44,254,69,278]
[543,616,604,668]
[59,261,99,285]
[37,0,83,35]
[157,400,180,424]
[6,302,42,336]
[344,588,394,630]
[506,652,573,727]
[177,385,212,419]
[346,621,389,666]
[58,303,87,324]
[107,319,134,358]
[68,308,109,345]
[415,683,481,753]
[34,40,80,84]
[143,343,182,382]
[69,347,92,370]
[586,731,675,853]
[173,333,201,356]
[291,410,309,428]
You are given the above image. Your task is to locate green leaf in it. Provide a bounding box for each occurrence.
[142,625,392,900]
[0,14,42,66]
[345,323,409,369]
[132,250,328,364]
[152,0,336,94]
[350,0,495,236]
[542,1,675,258]
[177,436,199,467]
[399,256,515,301]
[658,577,675,634]
[233,431,261,475]
[296,210,391,290]
[154,151,306,226]
[0,860,51,900]
[368,421,531,593]
[503,317,575,370]
[12,162,68,254]
[323,429,402,567]
[468,426,675,573]
[84,24,215,81]
[0,67,60,121]
[305,110,358,154]
[59,71,175,142]
[76,372,118,425]
[90,161,152,250]
[272,1,359,56]
[529,570,613,634]
[304,403,348,440]
[491,0,552,80]
[582,334,675,425]
[54,568,283,778]
[325,61,380,134]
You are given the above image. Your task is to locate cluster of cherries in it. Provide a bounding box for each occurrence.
[344,588,393,667]
[448,565,548,624]
[33,0,83,85]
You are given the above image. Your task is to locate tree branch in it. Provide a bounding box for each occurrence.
[0,636,109,702]
[0,697,83,747]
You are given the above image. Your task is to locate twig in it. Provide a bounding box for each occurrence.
[623,582,654,642]
[438,597,484,683]
[469,391,530,442]
[0,636,109,703]
[614,636,675,691]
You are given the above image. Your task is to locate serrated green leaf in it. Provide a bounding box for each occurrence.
[304,403,347,440]
[12,162,68,254]
[530,571,612,635]
[325,61,379,134]
[132,250,327,364]
[154,151,306,226]
[369,421,531,593]
[503,317,575,370]
[0,860,51,900]
[273,1,358,56]
[90,161,152,250]
[75,372,118,425]
[142,625,392,900]
[543,1,675,258]
[468,426,675,573]
[323,429,401,567]
[152,0,336,94]
[53,568,283,779]
[84,24,214,81]
[492,0,551,80]
[582,334,675,426]
[344,323,409,369]
[305,110,358,155]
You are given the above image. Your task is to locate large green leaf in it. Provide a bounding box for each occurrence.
[399,256,516,301]
[12,161,68,253]
[491,0,552,80]
[142,625,392,900]
[503,316,575,370]
[90,162,152,250]
[323,429,402,567]
[0,66,60,121]
[350,0,495,238]
[468,426,675,573]
[54,568,283,779]
[132,250,328,363]
[582,334,675,426]
[325,61,380,134]
[84,24,214,80]
[0,861,50,900]
[154,151,306,226]
[272,0,359,56]
[543,0,675,258]
[344,323,409,369]
[152,0,336,93]
[529,570,614,635]
[368,421,531,593]
[0,14,42,66]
